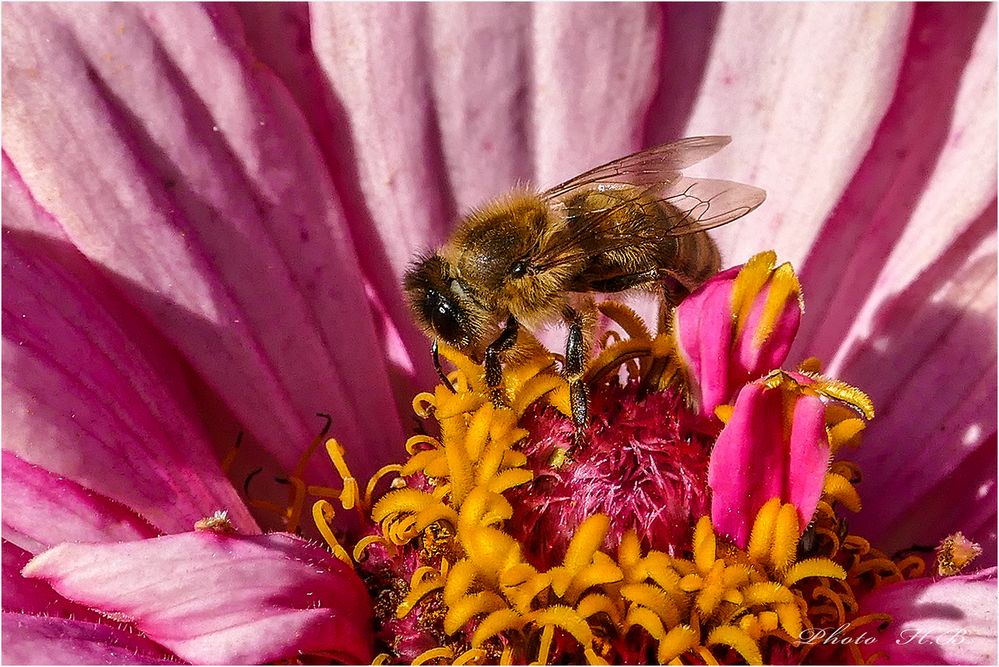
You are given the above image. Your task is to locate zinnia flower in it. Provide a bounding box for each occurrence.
[2,3,995,665]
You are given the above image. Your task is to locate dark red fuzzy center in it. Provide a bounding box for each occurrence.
[505,381,718,570]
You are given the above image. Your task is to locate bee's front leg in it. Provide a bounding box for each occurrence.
[485,315,519,406]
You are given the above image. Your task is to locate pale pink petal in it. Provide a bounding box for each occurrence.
[529,4,661,187]
[425,3,533,210]
[855,568,997,665]
[676,4,913,267]
[23,532,373,665]
[644,5,722,143]
[309,3,453,392]
[796,5,996,361]
[2,3,404,480]
[709,383,829,547]
[2,171,256,536]
[832,220,996,555]
[2,613,176,665]
[3,452,159,553]
[3,541,92,619]
[825,8,996,372]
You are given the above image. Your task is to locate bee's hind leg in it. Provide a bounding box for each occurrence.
[485,315,519,406]
[562,306,591,453]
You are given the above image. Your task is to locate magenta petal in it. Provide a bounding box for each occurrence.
[3,4,404,479]
[709,383,829,547]
[3,541,93,620]
[2,613,176,665]
[674,267,739,414]
[709,383,786,547]
[857,568,997,665]
[23,532,374,665]
[675,256,802,417]
[786,394,830,528]
[3,171,257,536]
[3,452,159,554]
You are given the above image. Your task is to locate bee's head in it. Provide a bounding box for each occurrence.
[404,254,486,351]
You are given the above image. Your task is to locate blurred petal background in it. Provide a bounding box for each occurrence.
[2,2,995,662]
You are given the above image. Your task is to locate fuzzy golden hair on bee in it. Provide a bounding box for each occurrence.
[402,136,766,434]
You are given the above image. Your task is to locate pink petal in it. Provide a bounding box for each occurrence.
[709,383,829,547]
[3,171,256,536]
[3,3,404,480]
[785,394,829,525]
[674,257,802,417]
[855,568,997,665]
[22,532,373,665]
[827,7,996,371]
[2,612,176,665]
[675,4,913,267]
[791,7,999,554]
[3,540,92,620]
[3,452,159,554]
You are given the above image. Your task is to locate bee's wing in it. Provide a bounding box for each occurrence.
[648,176,767,236]
[542,136,733,199]
[530,177,765,272]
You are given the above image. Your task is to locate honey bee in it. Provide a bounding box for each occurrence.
[404,136,765,434]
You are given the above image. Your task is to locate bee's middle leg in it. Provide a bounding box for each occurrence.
[485,315,519,406]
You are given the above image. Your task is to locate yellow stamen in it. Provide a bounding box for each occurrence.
[454,649,487,665]
[527,606,593,647]
[771,504,800,571]
[748,498,782,563]
[784,558,847,585]
[443,591,507,633]
[621,583,681,628]
[731,250,778,336]
[310,500,351,564]
[753,262,801,347]
[284,476,307,534]
[471,609,522,647]
[707,625,763,665]
[412,647,454,666]
[823,473,862,512]
[657,625,698,663]
[693,516,716,573]
[536,624,555,665]
[936,531,983,576]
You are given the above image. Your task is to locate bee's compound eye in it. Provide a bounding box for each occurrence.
[427,291,464,344]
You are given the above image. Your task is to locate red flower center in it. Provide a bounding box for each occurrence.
[506,381,715,569]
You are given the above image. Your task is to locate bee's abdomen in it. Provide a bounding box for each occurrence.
[664,232,720,291]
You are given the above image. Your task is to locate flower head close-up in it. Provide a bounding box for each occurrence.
[2,2,996,666]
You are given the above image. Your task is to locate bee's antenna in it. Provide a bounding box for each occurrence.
[432,339,457,393]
